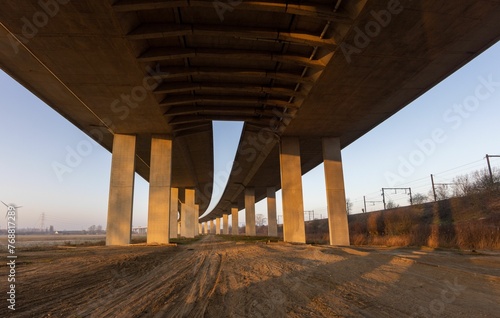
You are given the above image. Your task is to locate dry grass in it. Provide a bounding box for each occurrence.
[305,191,500,249]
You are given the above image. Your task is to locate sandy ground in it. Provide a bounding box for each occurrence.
[1,235,499,317]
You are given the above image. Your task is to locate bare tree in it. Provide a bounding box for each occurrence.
[386,200,399,209]
[411,193,427,205]
[346,198,353,215]
[453,174,474,197]
[435,184,450,200]
[256,214,265,226]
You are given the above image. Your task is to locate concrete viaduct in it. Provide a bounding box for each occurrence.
[1,1,499,245]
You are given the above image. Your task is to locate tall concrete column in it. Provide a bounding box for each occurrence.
[267,187,278,237]
[198,223,202,235]
[245,188,256,236]
[211,219,216,233]
[180,189,195,238]
[147,136,172,244]
[231,206,239,235]
[323,137,350,246]
[169,188,178,239]
[216,218,221,234]
[279,137,305,243]
[194,204,200,236]
[106,134,136,246]
[223,214,229,234]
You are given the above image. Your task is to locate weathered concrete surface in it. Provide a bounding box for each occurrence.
[267,187,278,237]
[147,136,172,245]
[106,134,136,246]
[180,189,195,238]
[323,137,350,246]
[231,207,239,235]
[169,188,178,239]
[280,137,306,243]
[245,188,256,236]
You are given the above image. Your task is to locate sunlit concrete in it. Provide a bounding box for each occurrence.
[223,214,229,235]
[267,187,278,237]
[106,134,136,246]
[180,189,196,238]
[231,206,239,235]
[198,223,202,235]
[195,204,200,235]
[323,137,350,245]
[216,218,221,235]
[169,188,179,239]
[147,136,172,244]
[245,188,256,236]
[211,219,216,234]
[280,137,305,243]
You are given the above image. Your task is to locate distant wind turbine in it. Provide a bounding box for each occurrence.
[2,201,22,218]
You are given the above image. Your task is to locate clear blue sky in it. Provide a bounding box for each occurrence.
[1,42,499,230]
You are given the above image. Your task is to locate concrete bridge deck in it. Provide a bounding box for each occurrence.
[0,0,499,244]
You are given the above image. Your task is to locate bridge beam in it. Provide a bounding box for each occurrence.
[267,187,278,237]
[169,187,178,239]
[106,134,136,246]
[279,137,306,243]
[180,189,196,238]
[323,137,350,246]
[245,188,256,236]
[231,206,239,235]
[147,136,173,244]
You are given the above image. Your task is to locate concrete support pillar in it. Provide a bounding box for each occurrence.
[323,137,350,245]
[211,219,216,233]
[198,223,202,235]
[147,136,172,244]
[223,214,229,234]
[194,204,200,236]
[231,206,239,235]
[106,134,136,246]
[245,188,256,236]
[279,137,305,243]
[180,189,195,238]
[216,218,221,234]
[169,188,178,239]
[177,222,181,236]
[267,187,278,237]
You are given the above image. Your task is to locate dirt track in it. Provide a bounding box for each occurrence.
[1,235,499,317]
